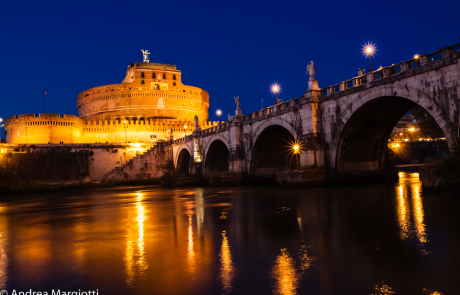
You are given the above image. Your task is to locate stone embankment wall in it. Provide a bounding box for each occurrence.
[104,142,172,180]
[0,143,154,183]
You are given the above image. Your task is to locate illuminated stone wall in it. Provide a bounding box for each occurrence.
[5,113,219,144]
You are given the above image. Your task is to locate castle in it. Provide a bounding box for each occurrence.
[4,51,215,144]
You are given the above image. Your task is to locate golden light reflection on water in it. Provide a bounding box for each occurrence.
[219,230,234,293]
[372,282,396,294]
[396,172,428,251]
[125,192,148,285]
[0,212,7,290]
[272,249,298,295]
[187,213,196,275]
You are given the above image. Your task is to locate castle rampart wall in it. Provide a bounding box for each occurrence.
[5,113,220,144]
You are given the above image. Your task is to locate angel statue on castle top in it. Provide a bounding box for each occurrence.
[141,49,150,63]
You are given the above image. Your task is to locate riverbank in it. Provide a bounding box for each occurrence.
[0,178,161,196]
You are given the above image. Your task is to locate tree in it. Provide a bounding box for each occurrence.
[159,159,177,186]
[410,106,444,139]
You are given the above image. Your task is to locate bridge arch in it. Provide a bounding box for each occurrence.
[176,146,192,177]
[331,85,453,172]
[204,139,230,176]
[250,124,297,176]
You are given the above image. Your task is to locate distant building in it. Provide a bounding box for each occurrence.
[390,114,432,142]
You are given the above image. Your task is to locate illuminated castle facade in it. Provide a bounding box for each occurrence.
[5,54,212,144]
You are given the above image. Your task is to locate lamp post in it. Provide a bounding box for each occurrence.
[123,120,128,143]
[0,117,3,142]
[270,82,281,103]
[216,109,222,122]
[184,125,187,137]
[366,46,373,72]
[409,127,415,141]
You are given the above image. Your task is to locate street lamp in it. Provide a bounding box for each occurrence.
[123,120,128,143]
[363,43,376,72]
[270,82,281,103]
[0,117,4,142]
[216,109,222,121]
[184,125,187,137]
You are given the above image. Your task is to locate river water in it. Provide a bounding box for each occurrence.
[0,172,458,295]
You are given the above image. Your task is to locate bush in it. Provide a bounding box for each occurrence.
[159,159,177,186]
[435,132,460,186]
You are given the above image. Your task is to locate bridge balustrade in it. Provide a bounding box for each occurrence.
[374,71,383,80]
[430,51,443,62]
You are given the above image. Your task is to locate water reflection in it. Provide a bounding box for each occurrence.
[0,211,7,289]
[135,193,148,273]
[272,248,298,295]
[0,173,458,294]
[187,212,196,275]
[372,282,396,294]
[219,230,234,293]
[124,192,148,285]
[396,172,428,251]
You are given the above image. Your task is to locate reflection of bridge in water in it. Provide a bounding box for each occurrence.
[106,43,460,180]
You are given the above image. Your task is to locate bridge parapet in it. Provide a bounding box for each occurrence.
[320,42,460,99]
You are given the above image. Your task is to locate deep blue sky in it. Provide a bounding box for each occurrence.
[1,0,459,138]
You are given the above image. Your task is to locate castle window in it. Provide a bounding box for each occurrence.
[173,82,176,86]
[173,75,176,80]
[141,72,145,78]
[141,80,145,84]
[152,73,155,78]
[163,73,166,79]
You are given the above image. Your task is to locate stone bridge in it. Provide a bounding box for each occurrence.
[107,42,460,180]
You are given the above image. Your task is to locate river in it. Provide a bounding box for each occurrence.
[0,172,457,294]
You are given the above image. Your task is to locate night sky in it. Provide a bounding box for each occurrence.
[1,0,459,138]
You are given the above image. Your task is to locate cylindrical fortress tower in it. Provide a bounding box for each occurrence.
[77,62,209,122]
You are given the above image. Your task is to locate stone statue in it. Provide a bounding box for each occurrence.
[306,61,316,81]
[194,115,199,125]
[275,97,283,104]
[227,114,233,121]
[141,49,150,63]
[234,96,241,109]
[358,68,366,76]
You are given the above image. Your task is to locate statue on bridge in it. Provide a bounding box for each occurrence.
[234,96,241,109]
[306,61,316,81]
[358,68,366,76]
[194,115,202,132]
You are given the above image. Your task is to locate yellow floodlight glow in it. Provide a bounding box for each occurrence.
[184,125,187,129]
[396,143,400,147]
[290,141,302,155]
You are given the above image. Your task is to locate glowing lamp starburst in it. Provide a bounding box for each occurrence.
[270,83,281,96]
[362,42,376,57]
[216,109,222,116]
